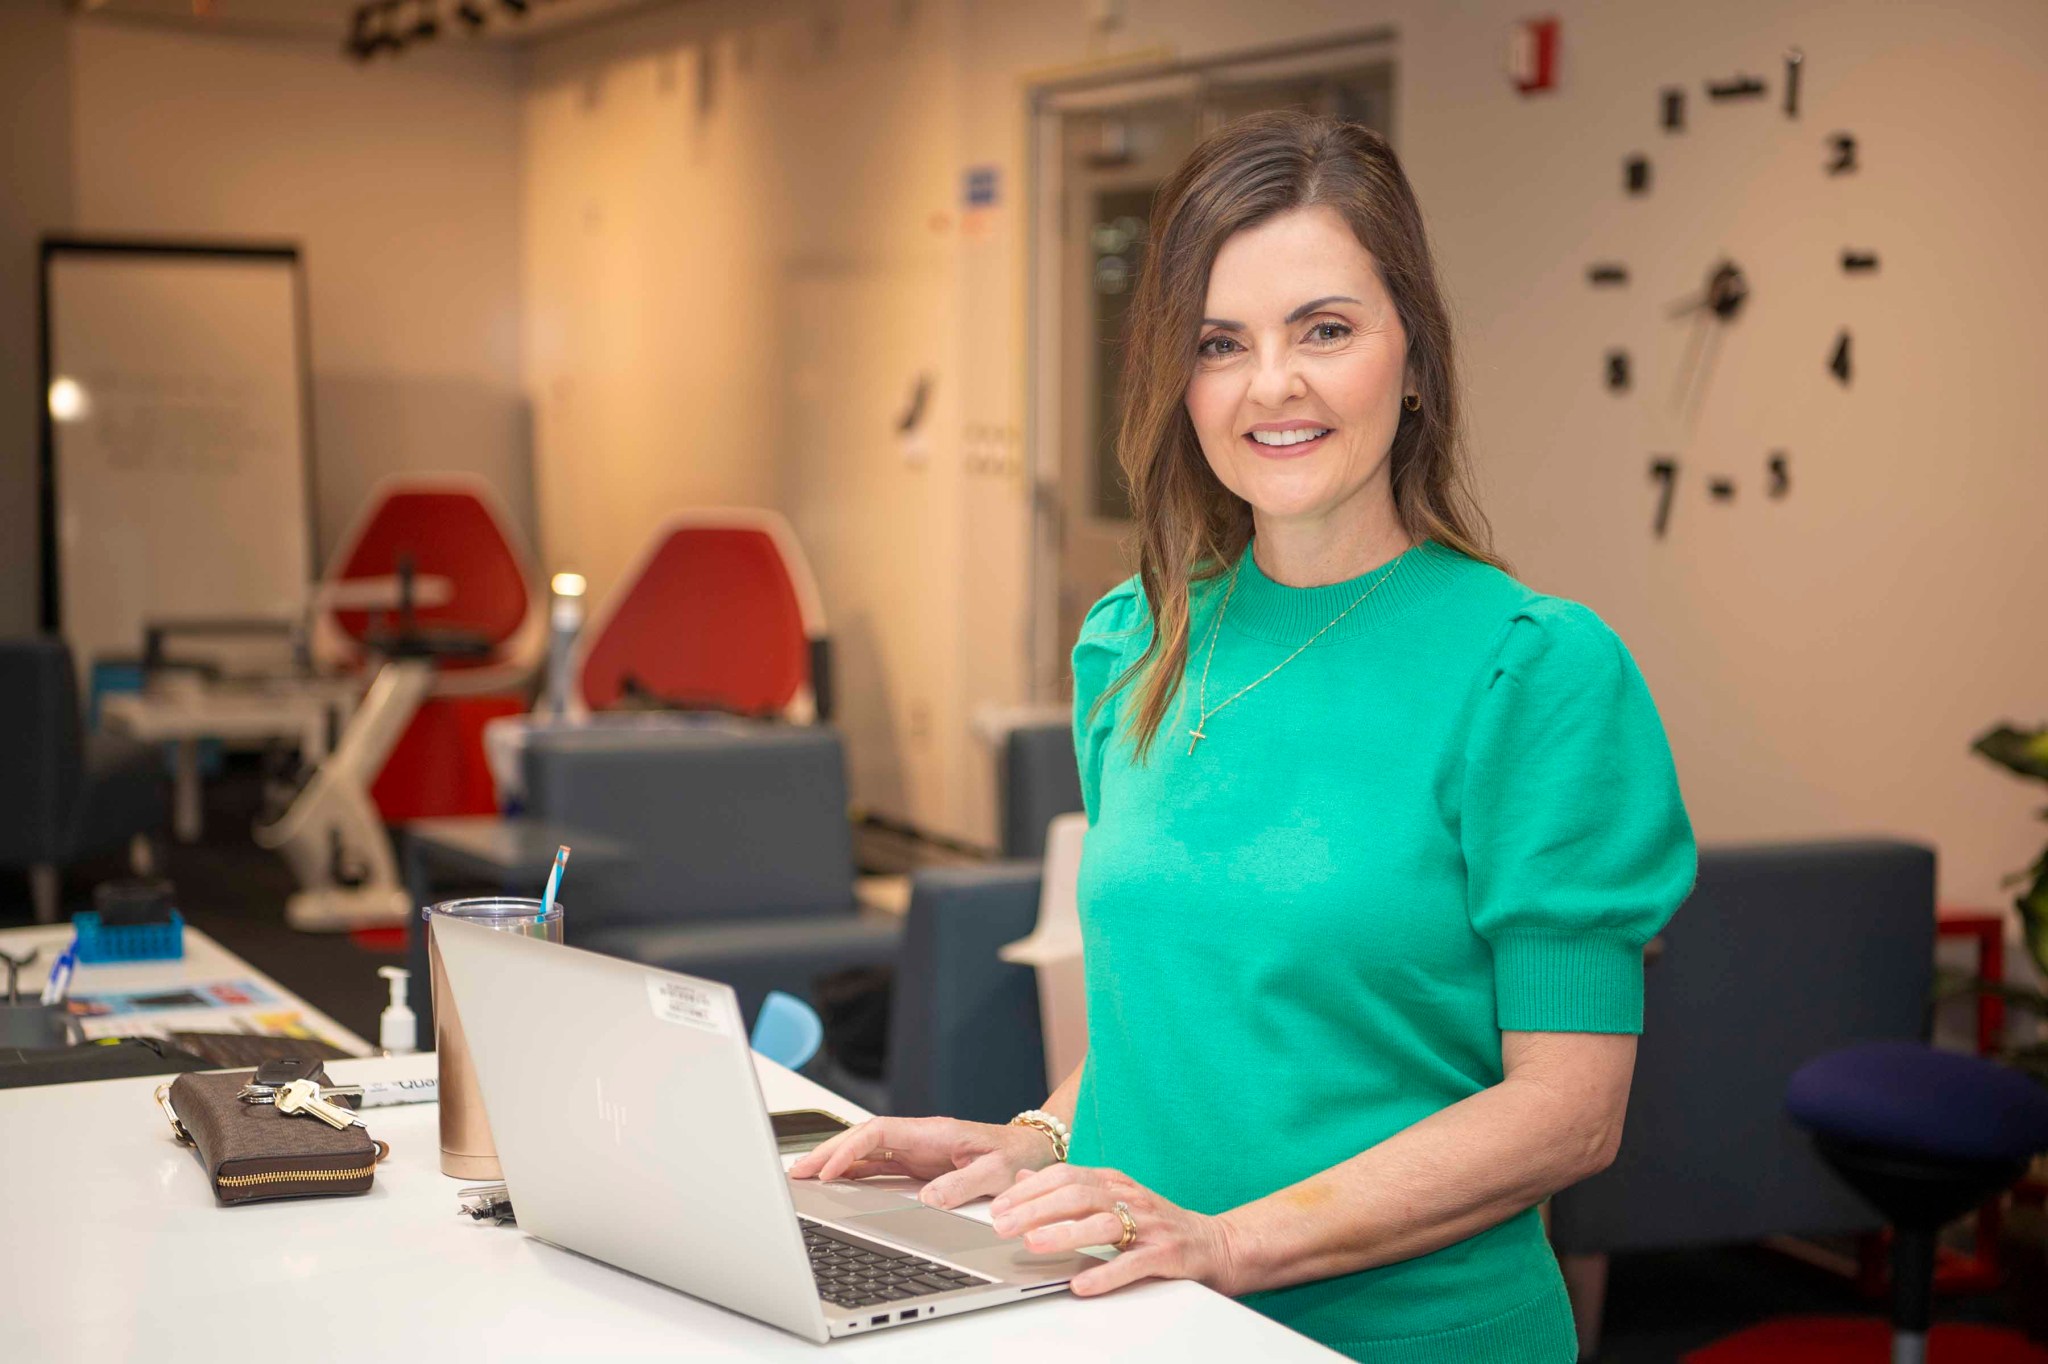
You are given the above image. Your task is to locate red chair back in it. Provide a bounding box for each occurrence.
[330,487,531,659]
[580,523,814,716]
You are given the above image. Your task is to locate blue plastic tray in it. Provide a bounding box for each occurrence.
[72,909,185,963]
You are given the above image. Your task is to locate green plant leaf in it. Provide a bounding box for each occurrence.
[1973,725,2048,781]
[2018,870,2048,980]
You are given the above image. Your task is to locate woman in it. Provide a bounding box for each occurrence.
[795,110,1697,1362]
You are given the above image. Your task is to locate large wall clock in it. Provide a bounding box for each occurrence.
[1585,48,1878,539]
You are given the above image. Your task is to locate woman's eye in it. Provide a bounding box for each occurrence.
[1307,321,1352,344]
[1197,334,1242,357]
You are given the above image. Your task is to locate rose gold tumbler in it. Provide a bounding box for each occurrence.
[424,896,563,1178]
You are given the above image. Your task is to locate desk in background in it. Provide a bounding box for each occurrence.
[0,921,370,1056]
[101,679,358,843]
[0,1051,1339,1362]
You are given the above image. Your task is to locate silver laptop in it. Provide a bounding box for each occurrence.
[434,918,1100,1343]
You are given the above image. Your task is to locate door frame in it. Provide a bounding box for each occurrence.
[1021,27,1400,701]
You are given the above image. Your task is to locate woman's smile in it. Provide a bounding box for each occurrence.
[1244,420,1336,459]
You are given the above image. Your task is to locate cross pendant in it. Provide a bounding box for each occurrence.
[1186,726,1207,756]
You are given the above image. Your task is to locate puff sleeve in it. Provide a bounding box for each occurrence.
[1070,578,1148,826]
[1461,598,1697,1034]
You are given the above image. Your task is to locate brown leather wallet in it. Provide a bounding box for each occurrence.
[158,1068,389,1205]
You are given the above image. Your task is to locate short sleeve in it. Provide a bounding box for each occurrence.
[1461,598,1697,1034]
[1070,578,1148,825]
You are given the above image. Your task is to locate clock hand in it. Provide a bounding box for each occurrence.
[1667,291,1711,319]
[1670,310,1710,413]
[1683,318,1726,422]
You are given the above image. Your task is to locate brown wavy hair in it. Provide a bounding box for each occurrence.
[1102,110,1507,760]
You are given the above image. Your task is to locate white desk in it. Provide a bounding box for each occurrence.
[0,1053,1339,1361]
[0,923,370,1055]
[102,680,357,842]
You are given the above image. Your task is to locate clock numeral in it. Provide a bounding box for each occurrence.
[1649,454,1792,539]
[1841,250,1879,274]
[1784,49,1803,118]
[1606,349,1631,393]
[1587,263,1629,287]
[1827,132,1859,175]
[1768,452,1791,499]
[1661,87,1685,131]
[1649,458,1679,539]
[1707,74,1767,101]
[1625,155,1651,196]
[1829,329,1853,386]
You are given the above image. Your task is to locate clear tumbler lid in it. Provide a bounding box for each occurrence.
[421,896,563,926]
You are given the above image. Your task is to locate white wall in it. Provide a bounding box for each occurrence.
[530,0,2048,913]
[67,20,531,566]
[524,0,970,823]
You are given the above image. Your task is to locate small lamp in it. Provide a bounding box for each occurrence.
[547,572,587,721]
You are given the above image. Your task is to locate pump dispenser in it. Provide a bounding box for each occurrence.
[378,965,418,1055]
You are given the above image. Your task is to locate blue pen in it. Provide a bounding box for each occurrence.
[40,941,77,1006]
[541,845,571,918]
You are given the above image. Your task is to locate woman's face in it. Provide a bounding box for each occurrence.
[1185,204,1410,534]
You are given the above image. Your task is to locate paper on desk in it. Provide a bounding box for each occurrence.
[65,978,359,1052]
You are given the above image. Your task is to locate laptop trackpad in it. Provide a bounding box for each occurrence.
[850,1206,1102,1280]
[845,1206,1004,1254]
[788,1178,922,1219]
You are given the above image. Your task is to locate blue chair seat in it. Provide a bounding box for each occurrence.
[1787,1042,2048,1164]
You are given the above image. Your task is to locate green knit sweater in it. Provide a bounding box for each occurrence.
[1066,538,1697,1364]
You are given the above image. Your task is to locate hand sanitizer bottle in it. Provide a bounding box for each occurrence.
[378,965,418,1056]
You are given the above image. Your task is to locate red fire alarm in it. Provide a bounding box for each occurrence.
[1509,17,1560,94]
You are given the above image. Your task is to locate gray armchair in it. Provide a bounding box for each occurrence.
[0,638,167,922]
[406,722,901,1030]
[997,722,1083,861]
[1548,839,1937,1353]
[886,863,1049,1123]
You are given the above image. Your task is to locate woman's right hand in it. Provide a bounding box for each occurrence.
[788,1115,1061,1210]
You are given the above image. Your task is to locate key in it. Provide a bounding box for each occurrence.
[274,1078,362,1130]
[239,1082,365,1106]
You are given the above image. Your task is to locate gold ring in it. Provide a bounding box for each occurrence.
[1111,1200,1137,1251]
[877,1148,896,1163]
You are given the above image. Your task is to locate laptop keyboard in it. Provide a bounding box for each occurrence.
[799,1218,993,1310]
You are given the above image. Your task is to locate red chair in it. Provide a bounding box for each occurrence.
[314,476,543,820]
[576,509,828,722]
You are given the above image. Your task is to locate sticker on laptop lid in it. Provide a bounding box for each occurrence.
[646,976,726,1033]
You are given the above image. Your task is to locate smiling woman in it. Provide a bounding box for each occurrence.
[792,110,1697,1364]
[1110,113,1497,756]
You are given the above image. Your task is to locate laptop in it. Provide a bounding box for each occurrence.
[433,917,1101,1343]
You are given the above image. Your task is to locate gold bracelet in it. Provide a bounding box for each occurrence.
[1008,1111,1069,1162]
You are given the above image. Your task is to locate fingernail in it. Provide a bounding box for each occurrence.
[993,1217,1013,1234]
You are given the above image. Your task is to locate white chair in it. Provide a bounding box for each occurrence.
[999,812,1091,1093]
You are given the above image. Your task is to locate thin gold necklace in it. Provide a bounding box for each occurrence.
[1185,547,1408,756]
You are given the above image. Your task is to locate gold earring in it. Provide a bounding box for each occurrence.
[1403,392,1421,411]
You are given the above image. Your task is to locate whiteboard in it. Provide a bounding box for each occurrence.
[41,242,315,673]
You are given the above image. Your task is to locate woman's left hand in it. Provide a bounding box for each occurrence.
[988,1163,1243,1298]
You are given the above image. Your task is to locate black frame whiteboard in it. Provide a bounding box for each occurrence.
[38,238,319,667]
